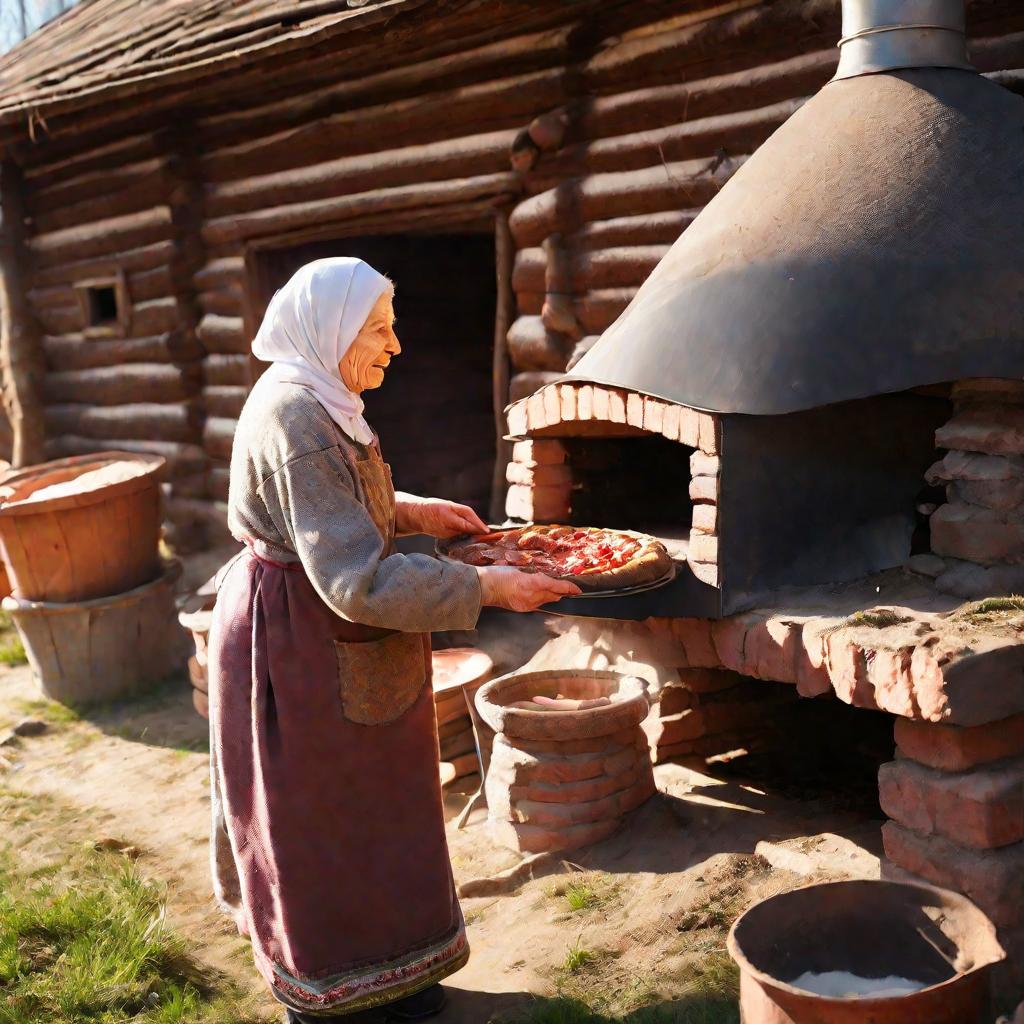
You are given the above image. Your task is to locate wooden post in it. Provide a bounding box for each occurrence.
[0,160,46,467]
[489,208,515,524]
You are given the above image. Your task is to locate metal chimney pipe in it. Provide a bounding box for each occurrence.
[833,0,973,80]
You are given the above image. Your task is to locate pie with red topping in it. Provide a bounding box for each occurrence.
[440,525,674,592]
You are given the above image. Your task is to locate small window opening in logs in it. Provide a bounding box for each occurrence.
[561,434,694,557]
[76,272,129,338]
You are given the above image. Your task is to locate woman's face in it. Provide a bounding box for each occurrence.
[339,289,400,393]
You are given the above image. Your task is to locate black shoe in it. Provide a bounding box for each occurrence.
[385,984,446,1021]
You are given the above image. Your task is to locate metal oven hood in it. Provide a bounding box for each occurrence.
[566,0,1024,415]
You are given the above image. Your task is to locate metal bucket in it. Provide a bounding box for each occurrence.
[727,879,1005,1023]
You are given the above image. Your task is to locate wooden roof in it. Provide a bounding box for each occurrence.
[0,0,424,132]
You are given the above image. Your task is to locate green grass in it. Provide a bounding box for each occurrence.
[562,939,597,974]
[13,699,79,726]
[548,873,622,915]
[848,608,911,629]
[0,844,270,1024]
[957,595,1024,619]
[0,610,25,666]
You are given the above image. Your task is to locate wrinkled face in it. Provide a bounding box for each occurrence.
[339,289,400,393]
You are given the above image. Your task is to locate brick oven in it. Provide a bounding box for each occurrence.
[501,0,1024,988]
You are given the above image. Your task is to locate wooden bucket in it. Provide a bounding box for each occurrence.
[178,577,218,721]
[0,452,165,602]
[3,560,188,706]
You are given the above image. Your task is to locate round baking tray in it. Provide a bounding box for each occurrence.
[434,528,678,600]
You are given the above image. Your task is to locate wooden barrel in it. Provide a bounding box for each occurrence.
[0,452,165,602]
[3,560,188,705]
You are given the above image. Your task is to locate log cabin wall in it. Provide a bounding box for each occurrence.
[3,0,1024,550]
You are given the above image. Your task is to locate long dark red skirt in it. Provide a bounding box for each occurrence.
[208,550,467,1015]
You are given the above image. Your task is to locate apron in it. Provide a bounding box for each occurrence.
[209,442,467,1016]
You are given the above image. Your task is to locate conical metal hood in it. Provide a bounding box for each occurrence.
[567,0,1024,415]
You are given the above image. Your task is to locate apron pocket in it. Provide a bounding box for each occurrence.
[336,631,427,725]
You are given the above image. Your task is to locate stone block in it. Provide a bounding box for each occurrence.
[935,559,1024,599]
[505,482,571,523]
[692,504,718,533]
[882,822,1024,927]
[689,476,718,503]
[667,619,721,669]
[511,439,567,465]
[931,502,1024,565]
[657,684,694,715]
[879,757,1024,849]
[950,478,1024,513]
[688,531,718,563]
[936,405,1024,455]
[895,714,1024,772]
[505,461,572,487]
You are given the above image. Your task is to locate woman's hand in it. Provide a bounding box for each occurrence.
[395,495,488,538]
[476,566,581,612]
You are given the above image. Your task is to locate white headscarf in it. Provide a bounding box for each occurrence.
[252,257,392,445]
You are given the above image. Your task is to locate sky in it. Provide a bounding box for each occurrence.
[0,0,80,54]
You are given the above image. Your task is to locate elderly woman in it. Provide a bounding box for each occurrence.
[209,258,578,1023]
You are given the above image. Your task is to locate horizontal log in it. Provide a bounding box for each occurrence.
[22,132,161,191]
[29,240,178,289]
[202,385,248,418]
[201,68,565,181]
[44,436,208,479]
[550,100,801,178]
[509,371,562,404]
[44,401,202,443]
[34,303,82,336]
[27,207,176,266]
[575,289,636,334]
[584,6,837,92]
[202,172,519,246]
[198,287,245,318]
[42,331,203,370]
[205,128,515,217]
[507,316,573,373]
[508,158,737,248]
[207,465,231,502]
[578,50,835,140]
[131,297,185,337]
[43,363,200,405]
[127,265,185,304]
[514,245,669,294]
[30,171,179,235]
[203,417,238,460]
[194,256,246,292]
[27,156,171,219]
[197,314,247,355]
[166,472,208,499]
[567,210,695,251]
[203,354,250,387]
[198,25,572,143]
[164,496,229,532]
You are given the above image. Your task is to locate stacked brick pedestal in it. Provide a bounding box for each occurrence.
[505,439,572,523]
[644,668,795,764]
[879,713,1024,982]
[926,380,1024,596]
[476,669,655,854]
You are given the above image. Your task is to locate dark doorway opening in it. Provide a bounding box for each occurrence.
[252,233,497,513]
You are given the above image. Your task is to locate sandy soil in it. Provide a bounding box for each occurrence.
[0,654,884,1024]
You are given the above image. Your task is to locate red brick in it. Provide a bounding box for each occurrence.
[487,817,620,854]
[510,773,655,828]
[667,619,721,669]
[881,822,1024,927]
[895,714,1024,772]
[689,476,718,503]
[879,757,1024,849]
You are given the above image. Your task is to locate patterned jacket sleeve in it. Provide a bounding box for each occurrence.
[256,444,482,633]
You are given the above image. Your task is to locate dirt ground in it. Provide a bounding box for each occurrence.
[0,646,885,1023]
